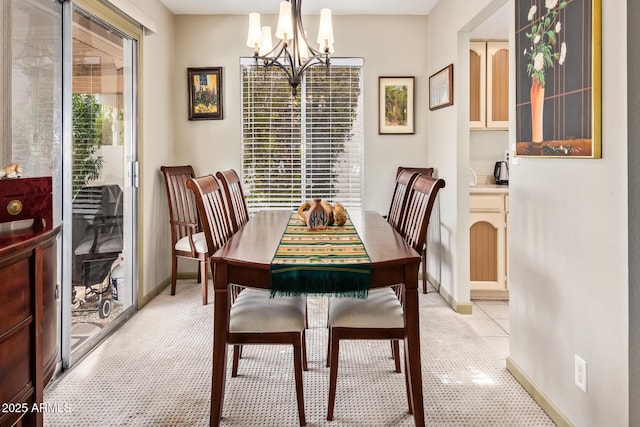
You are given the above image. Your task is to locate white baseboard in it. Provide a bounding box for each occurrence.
[427,273,473,314]
[506,357,574,427]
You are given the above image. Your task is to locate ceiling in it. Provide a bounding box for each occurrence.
[158,0,442,15]
[157,0,507,39]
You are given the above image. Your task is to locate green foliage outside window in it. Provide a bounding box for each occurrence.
[72,94,104,197]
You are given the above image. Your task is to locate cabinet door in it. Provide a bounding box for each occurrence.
[469,41,486,129]
[486,41,509,128]
[470,211,507,291]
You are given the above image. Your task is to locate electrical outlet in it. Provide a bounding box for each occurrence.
[575,355,587,392]
[504,149,510,163]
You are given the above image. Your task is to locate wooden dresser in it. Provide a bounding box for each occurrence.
[0,177,59,427]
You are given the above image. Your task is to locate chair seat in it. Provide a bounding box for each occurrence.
[328,287,403,329]
[230,289,307,333]
[174,231,207,253]
[74,235,123,255]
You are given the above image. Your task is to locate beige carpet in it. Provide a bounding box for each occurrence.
[44,280,554,426]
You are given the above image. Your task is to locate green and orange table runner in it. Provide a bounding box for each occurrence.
[270,211,371,298]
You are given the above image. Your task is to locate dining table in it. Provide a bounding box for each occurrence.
[209,209,425,426]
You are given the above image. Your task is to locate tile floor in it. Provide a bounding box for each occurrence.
[459,300,510,365]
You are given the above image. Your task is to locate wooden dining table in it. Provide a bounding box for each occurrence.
[209,209,425,426]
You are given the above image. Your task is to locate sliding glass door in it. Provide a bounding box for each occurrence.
[62,1,139,366]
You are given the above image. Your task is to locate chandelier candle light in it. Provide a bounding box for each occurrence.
[246,0,334,96]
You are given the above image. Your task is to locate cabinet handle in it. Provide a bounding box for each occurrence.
[7,199,23,215]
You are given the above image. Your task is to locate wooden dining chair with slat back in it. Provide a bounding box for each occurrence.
[396,167,435,293]
[215,169,250,233]
[187,175,309,426]
[216,168,261,376]
[387,169,420,232]
[217,168,310,374]
[161,165,209,305]
[325,174,445,422]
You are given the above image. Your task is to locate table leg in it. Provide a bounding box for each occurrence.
[404,264,425,426]
[210,262,229,426]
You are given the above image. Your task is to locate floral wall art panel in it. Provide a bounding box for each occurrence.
[516,0,601,158]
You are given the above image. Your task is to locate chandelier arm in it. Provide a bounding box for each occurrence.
[247,0,333,96]
[296,54,330,77]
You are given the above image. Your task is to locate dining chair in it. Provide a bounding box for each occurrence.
[386,169,420,232]
[160,165,209,305]
[326,174,445,421]
[396,166,435,293]
[215,169,249,233]
[186,175,309,426]
[217,168,311,372]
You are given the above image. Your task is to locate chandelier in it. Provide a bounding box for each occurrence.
[246,0,334,96]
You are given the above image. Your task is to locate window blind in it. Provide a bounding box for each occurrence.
[241,57,364,212]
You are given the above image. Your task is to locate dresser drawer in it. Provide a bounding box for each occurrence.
[470,194,505,212]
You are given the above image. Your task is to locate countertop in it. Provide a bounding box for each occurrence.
[469,183,509,194]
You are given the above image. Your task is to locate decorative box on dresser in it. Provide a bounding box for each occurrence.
[0,177,60,427]
[469,183,509,299]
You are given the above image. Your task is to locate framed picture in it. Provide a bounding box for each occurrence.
[428,64,454,111]
[515,0,601,158]
[379,76,415,134]
[187,67,223,120]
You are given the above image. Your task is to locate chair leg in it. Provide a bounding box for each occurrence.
[293,343,307,426]
[326,328,332,368]
[171,254,178,295]
[392,340,401,373]
[200,260,208,305]
[422,246,428,294]
[327,331,340,421]
[404,344,413,415]
[302,330,308,371]
[232,345,241,377]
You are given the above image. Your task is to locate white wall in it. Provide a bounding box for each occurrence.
[628,2,640,424]
[427,0,502,309]
[470,130,508,178]
[509,0,628,425]
[173,14,429,215]
[129,0,176,298]
[429,0,629,424]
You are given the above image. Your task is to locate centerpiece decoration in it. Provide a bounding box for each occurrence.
[523,0,567,148]
[297,199,346,230]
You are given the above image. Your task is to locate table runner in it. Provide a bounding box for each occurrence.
[270,211,371,298]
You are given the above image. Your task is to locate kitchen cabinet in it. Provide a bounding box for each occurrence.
[469,189,508,299]
[470,41,509,129]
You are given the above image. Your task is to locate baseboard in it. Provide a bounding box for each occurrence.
[470,289,510,300]
[427,273,473,314]
[138,277,171,308]
[506,357,574,427]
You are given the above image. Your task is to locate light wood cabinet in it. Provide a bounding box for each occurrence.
[470,192,508,299]
[470,41,509,129]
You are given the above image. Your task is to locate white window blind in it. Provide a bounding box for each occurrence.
[241,57,364,212]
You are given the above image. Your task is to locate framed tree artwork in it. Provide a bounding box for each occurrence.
[379,76,415,134]
[515,0,601,157]
[428,64,454,111]
[187,67,223,120]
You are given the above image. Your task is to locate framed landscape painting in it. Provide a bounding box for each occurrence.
[187,67,223,120]
[515,0,601,157]
[379,76,415,134]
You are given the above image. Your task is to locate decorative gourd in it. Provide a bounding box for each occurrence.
[333,203,347,226]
